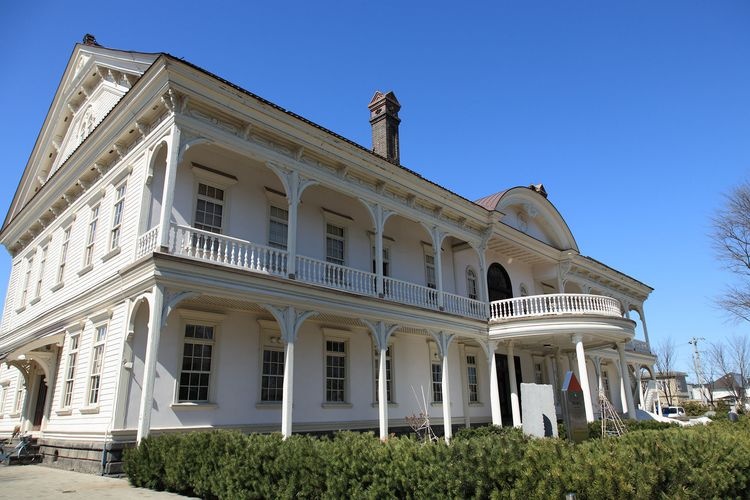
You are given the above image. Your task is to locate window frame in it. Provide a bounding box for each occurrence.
[83,203,100,268]
[466,353,480,404]
[56,224,72,286]
[33,244,48,301]
[424,249,437,289]
[86,323,108,407]
[322,329,350,406]
[466,267,478,300]
[258,320,285,405]
[268,204,289,250]
[19,252,35,309]
[109,180,127,251]
[176,311,222,405]
[61,333,80,409]
[325,222,346,266]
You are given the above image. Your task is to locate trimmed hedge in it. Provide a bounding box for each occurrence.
[125,418,750,499]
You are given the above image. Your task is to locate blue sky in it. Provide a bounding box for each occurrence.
[1,2,749,375]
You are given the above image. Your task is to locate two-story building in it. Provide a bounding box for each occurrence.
[0,36,656,473]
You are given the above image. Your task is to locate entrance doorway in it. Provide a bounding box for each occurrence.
[32,375,47,430]
[487,263,513,302]
[495,354,522,425]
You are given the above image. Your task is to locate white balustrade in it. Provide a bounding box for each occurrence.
[383,277,440,310]
[169,224,288,277]
[135,227,160,258]
[489,293,622,322]
[295,255,377,295]
[443,292,487,320]
[626,339,652,354]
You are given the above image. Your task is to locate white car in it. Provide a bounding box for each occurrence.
[662,406,686,418]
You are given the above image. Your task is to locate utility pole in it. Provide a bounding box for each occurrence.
[689,337,707,405]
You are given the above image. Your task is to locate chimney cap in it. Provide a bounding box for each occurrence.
[368,90,400,109]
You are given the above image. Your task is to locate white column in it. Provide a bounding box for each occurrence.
[572,334,594,423]
[281,340,295,437]
[617,343,637,419]
[617,363,628,413]
[158,126,181,248]
[286,196,300,278]
[639,306,651,346]
[476,250,490,317]
[458,343,471,428]
[555,349,565,403]
[488,341,502,426]
[636,367,645,409]
[431,331,455,442]
[263,305,318,439]
[441,350,452,441]
[430,228,445,310]
[375,222,384,296]
[137,285,164,444]
[545,355,558,405]
[364,321,398,441]
[506,342,521,427]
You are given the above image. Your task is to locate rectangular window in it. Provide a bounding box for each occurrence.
[178,324,214,402]
[20,254,34,307]
[467,269,478,300]
[14,382,25,414]
[194,183,224,234]
[87,325,108,405]
[261,348,285,402]
[63,334,79,408]
[110,182,127,250]
[84,204,100,267]
[57,225,71,284]
[35,245,48,299]
[0,384,6,415]
[431,361,442,403]
[268,205,289,250]
[325,340,346,403]
[374,345,393,403]
[466,355,479,403]
[325,223,345,265]
[424,252,436,289]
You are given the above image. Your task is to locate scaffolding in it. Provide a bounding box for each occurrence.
[599,390,627,437]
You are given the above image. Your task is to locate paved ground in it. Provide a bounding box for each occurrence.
[0,464,192,499]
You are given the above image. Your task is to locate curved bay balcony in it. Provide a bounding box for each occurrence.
[489,293,636,348]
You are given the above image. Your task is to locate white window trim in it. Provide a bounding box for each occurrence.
[59,326,83,411]
[257,319,285,407]
[33,244,49,302]
[191,164,237,235]
[268,204,289,250]
[174,309,224,406]
[466,350,481,405]
[80,203,101,273]
[422,243,436,289]
[54,224,73,291]
[17,251,35,311]
[429,343,443,406]
[0,381,8,418]
[324,221,347,266]
[466,266,479,300]
[105,180,128,258]
[10,379,25,418]
[372,339,397,407]
[83,321,109,411]
[322,328,351,408]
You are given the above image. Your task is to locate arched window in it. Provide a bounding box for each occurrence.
[466,268,478,300]
[487,263,513,302]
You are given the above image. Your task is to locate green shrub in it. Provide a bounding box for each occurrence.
[125,423,750,499]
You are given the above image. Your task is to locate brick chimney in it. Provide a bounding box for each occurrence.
[368,91,401,163]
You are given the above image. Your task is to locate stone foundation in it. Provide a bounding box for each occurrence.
[38,438,134,476]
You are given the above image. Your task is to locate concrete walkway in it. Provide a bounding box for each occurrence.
[0,464,192,499]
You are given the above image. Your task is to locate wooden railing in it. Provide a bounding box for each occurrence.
[296,255,377,296]
[135,227,160,258]
[155,224,487,320]
[168,224,288,277]
[489,293,622,322]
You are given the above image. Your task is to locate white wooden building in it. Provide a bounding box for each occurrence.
[0,36,656,473]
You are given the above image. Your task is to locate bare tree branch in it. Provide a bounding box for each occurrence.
[655,337,677,406]
[713,182,750,321]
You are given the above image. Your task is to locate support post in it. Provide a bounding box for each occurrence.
[263,305,318,438]
[487,341,502,426]
[458,343,470,428]
[363,320,398,441]
[617,343,637,419]
[572,334,594,423]
[430,331,455,442]
[137,285,164,444]
[506,342,521,427]
[158,126,181,249]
